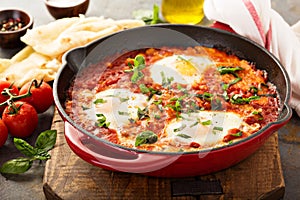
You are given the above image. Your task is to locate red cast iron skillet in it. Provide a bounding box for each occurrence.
[53,24,292,177]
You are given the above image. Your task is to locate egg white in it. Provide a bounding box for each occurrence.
[88,88,148,131]
[149,54,213,86]
[165,111,243,148]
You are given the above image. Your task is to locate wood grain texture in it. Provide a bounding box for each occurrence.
[43,109,285,200]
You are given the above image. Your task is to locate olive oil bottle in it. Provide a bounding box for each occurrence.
[161,0,204,24]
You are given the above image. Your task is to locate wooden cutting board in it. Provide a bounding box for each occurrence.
[43,109,285,200]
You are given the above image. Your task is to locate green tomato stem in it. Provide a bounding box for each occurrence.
[0,79,40,108]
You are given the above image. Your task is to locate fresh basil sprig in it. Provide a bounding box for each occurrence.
[0,130,57,174]
[125,55,146,83]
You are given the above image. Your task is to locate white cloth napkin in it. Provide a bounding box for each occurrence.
[204,0,300,117]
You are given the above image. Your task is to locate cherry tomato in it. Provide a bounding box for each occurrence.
[2,101,38,138]
[0,119,8,147]
[0,81,19,114]
[19,80,54,113]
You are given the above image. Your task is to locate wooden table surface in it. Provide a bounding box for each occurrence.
[0,0,299,199]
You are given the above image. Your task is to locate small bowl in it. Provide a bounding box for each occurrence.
[0,8,33,49]
[44,0,90,19]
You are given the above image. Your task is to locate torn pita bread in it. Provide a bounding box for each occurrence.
[21,15,145,58]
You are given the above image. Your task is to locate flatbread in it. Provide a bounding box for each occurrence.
[21,15,145,58]
[0,51,61,86]
[0,15,145,87]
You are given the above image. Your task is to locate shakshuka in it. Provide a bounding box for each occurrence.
[65,46,280,152]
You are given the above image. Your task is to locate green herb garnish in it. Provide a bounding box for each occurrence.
[217,66,243,77]
[201,120,212,126]
[119,97,130,102]
[95,113,110,128]
[0,130,57,174]
[222,77,242,91]
[231,131,242,137]
[213,126,223,132]
[125,55,146,83]
[135,130,158,147]
[94,98,107,104]
[195,92,213,101]
[161,71,174,88]
[137,107,150,120]
[139,84,150,93]
[174,124,187,132]
[190,121,199,128]
[118,111,129,116]
[177,133,192,139]
[230,94,260,104]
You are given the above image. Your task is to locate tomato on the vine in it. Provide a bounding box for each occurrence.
[0,119,8,147]
[2,101,38,138]
[0,81,19,114]
[19,80,54,113]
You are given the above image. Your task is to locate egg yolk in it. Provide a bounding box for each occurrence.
[175,57,199,76]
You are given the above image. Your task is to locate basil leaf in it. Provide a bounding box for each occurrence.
[35,130,57,152]
[14,138,37,157]
[0,158,33,174]
[131,69,144,83]
[135,55,145,65]
[126,55,146,83]
[135,131,158,147]
[34,150,51,160]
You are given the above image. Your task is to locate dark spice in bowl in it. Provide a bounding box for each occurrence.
[0,8,33,48]
[1,17,25,32]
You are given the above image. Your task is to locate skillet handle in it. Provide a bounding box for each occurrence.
[64,122,180,173]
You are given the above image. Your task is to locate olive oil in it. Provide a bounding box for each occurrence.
[161,0,204,24]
